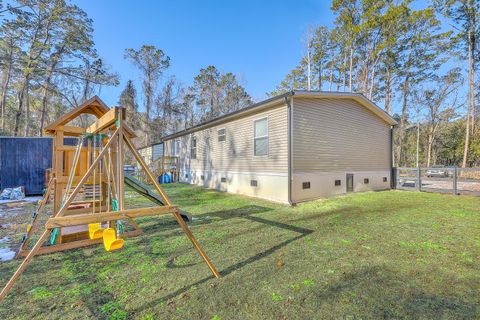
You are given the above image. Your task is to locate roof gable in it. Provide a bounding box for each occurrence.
[44,96,109,134]
[292,91,397,126]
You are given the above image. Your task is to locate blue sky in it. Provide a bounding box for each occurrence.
[72,0,334,107]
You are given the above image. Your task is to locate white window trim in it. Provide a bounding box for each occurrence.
[217,128,226,142]
[253,116,269,157]
[190,136,197,159]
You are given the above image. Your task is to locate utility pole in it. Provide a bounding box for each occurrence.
[416,121,420,168]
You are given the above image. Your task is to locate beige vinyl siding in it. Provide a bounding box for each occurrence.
[292,97,391,172]
[164,102,288,174]
[138,146,152,166]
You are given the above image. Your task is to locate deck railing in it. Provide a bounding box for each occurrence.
[133,156,179,185]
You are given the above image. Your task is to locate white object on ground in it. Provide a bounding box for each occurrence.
[0,187,25,201]
[0,248,15,261]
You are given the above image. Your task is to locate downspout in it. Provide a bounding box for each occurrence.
[390,125,395,189]
[285,94,294,205]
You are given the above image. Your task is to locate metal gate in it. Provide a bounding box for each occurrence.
[395,167,480,196]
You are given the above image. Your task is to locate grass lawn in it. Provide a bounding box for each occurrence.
[0,184,479,319]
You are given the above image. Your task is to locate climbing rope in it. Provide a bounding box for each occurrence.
[98,136,103,215]
[92,133,97,214]
[106,136,111,213]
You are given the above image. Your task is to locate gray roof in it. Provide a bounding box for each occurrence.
[161,91,397,141]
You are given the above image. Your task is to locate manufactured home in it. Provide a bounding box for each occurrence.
[162,91,397,204]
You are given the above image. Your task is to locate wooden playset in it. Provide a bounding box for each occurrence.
[0,96,219,302]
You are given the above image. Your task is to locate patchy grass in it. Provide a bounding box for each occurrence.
[0,184,480,319]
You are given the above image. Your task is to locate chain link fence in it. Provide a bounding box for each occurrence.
[394,167,480,196]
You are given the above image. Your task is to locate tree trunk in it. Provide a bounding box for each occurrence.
[349,46,353,92]
[426,122,439,168]
[0,55,12,133]
[24,80,30,136]
[384,67,391,114]
[39,58,60,136]
[329,67,333,91]
[369,57,379,99]
[306,45,311,91]
[39,78,51,136]
[362,61,369,96]
[318,62,322,90]
[426,131,433,168]
[14,84,25,136]
[416,122,420,167]
[462,29,474,168]
[397,71,410,166]
[342,51,347,91]
[470,18,476,134]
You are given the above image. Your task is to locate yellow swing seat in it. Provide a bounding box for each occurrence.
[88,223,104,240]
[103,228,124,252]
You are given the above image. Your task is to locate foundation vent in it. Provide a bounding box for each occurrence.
[250,180,258,187]
[364,178,369,184]
[221,177,227,183]
[302,182,311,189]
[335,180,341,186]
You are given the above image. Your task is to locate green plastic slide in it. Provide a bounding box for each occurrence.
[124,174,191,221]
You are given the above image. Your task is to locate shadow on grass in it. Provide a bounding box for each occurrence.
[313,265,479,319]
[130,233,310,314]
[289,199,428,226]
[130,205,314,314]
[139,205,275,235]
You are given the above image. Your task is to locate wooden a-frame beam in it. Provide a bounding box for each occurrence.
[46,206,178,228]
[124,134,220,278]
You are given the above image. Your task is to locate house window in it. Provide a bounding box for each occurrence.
[254,118,268,156]
[190,137,197,159]
[250,180,258,187]
[171,139,179,156]
[218,128,226,142]
[302,182,311,189]
[335,180,341,186]
[364,178,369,184]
